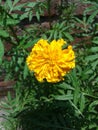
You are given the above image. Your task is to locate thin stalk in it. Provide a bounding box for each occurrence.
[9,25,19,44]
[84,93,98,99]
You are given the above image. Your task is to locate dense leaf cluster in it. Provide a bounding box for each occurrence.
[0,0,98,130]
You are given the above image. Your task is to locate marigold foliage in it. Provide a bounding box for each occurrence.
[26,39,75,83]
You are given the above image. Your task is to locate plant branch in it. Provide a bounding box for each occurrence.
[9,25,20,44]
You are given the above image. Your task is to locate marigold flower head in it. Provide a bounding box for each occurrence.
[26,39,75,83]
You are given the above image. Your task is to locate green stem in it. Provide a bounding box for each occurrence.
[84,93,98,99]
[9,25,19,44]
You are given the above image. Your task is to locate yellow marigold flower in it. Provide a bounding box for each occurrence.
[26,39,75,83]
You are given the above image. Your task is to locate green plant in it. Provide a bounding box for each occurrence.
[42,21,74,42]
[74,0,98,38]
[0,0,98,130]
[0,83,29,130]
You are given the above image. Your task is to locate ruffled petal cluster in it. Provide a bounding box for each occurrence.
[26,39,75,83]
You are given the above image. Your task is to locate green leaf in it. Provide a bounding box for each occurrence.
[89,123,97,130]
[6,0,13,10]
[59,82,74,90]
[13,3,27,11]
[89,47,98,52]
[92,40,98,44]
[0,39,4,64]
[19,12,28,20]
[89,100,98,111]
[85,54,98,62]
[23,39,39,49]
[23,63,28,79]
[57,89,65,95]
[54,30,58,39]
[0,29,9,38]
[29,11,33,21]
[63,32,74,41]
[87,10,98,24]
[27,2,36,8]
[92,37,98,44]
[91,60,98,70]
[53,94,73,101]
[80,93,85,112]
[13,0,20,6]
[75,17,83,24]
[69,69,80,105]
[6,18,19,25]
[69,100,83,116]
[36,11,40,21]
[7,92,12,102]
[59,22,65,29]
[58,32,62,38]
[48,30,54,40]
